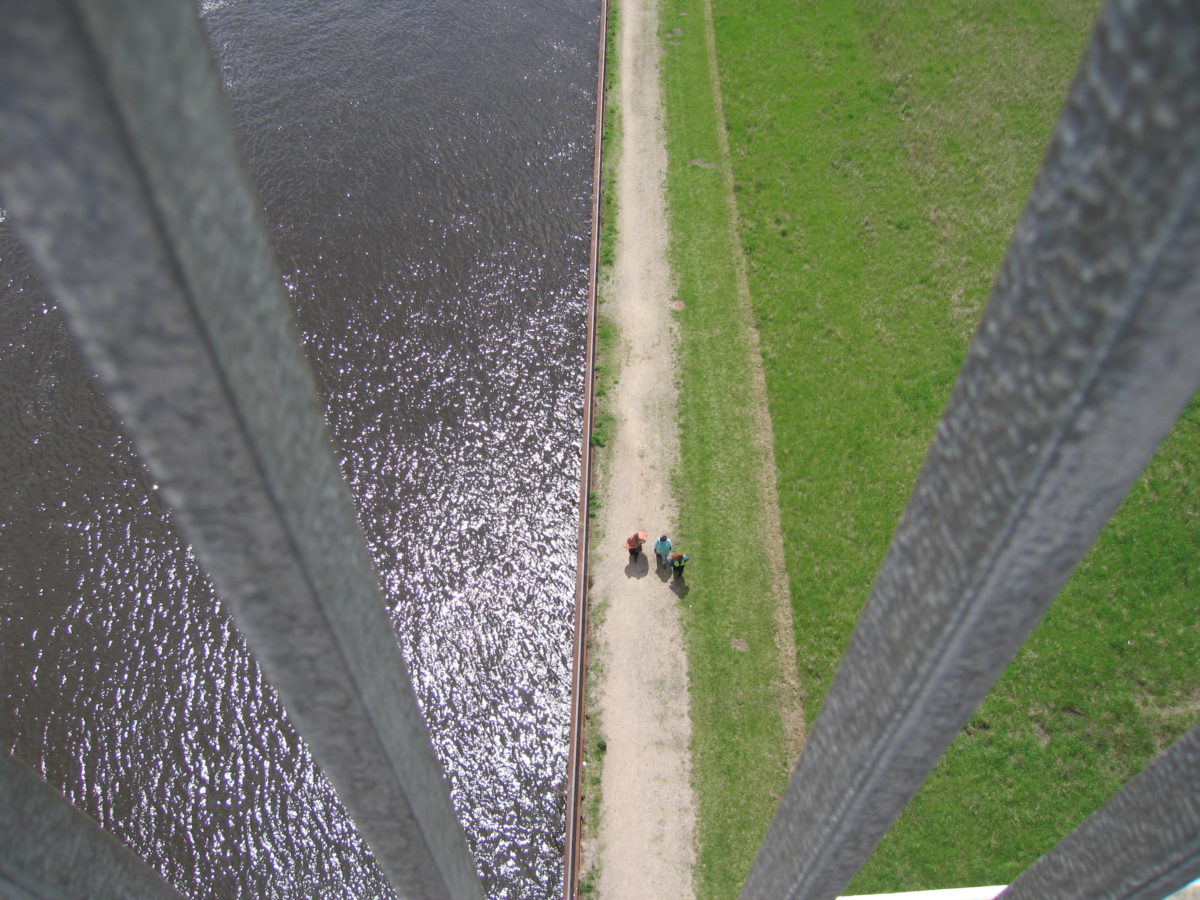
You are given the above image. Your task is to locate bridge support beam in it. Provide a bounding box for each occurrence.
[0,3,483,898]
[744,2,1200,897]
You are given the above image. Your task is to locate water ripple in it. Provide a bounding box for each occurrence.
[0,0,597,897]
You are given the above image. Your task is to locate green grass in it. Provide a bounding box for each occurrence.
[579,3,620,892]
[858,401,1200,890]
[590,0,621,456]
[711,0,1103,716]
[859,398,1200,892]
[659,0,1200,894]
[589,317,618,448]
[658,1,795,898]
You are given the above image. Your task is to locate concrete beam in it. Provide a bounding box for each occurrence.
[841,889,1005,900]
[999,725,1200,900]
[743,1,1200,897]
[0,2,483,897]
[0,751,188,900]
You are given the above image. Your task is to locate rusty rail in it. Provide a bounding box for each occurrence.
[562,0,611,895]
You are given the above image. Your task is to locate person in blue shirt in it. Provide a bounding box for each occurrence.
[653,534,672,570]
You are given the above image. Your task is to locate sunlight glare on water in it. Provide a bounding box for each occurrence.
[0,0,598,896]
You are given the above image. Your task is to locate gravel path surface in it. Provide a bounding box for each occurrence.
[589,0,698,893]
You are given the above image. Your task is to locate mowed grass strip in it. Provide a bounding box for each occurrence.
[666,0,1200,895]
[658,0,794,897]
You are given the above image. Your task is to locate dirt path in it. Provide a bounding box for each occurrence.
[588,0,698,893]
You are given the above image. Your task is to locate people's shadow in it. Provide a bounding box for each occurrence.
[624,552,650,579]
[670,576,689,599]
[655,560,673,583]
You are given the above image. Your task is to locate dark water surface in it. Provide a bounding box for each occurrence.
[0,0,597,897]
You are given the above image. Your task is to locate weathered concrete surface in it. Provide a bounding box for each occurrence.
[0,751,188,900]
[0,2,481,897]
[744,1,1200,898]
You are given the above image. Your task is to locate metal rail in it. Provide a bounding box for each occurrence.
[0,2,483,898]
[562,0,612,894]
[0,753,188,900]
[742,1,1200,897]
[999,723,1200,900]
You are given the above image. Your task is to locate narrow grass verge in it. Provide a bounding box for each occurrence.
[578,2,621,893]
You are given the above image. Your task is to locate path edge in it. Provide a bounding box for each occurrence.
[563,0,612,893]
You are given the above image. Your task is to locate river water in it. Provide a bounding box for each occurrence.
[0,1,597,897]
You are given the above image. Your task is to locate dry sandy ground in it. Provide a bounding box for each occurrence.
[587,0,698,894]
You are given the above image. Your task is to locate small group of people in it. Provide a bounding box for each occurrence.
[624,530,689,581]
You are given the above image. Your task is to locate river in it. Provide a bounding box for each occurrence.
[0,1,597,897]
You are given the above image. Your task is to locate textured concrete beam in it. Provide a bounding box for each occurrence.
[0,751,188,900]
[840,889,1005,900]
[0,2,483,898]
[743,1,1200,897]
[998,724,1200,900]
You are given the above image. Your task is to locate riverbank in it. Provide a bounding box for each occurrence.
[582,0,1200,896]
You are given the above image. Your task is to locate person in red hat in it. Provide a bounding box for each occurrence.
[624,531,648,564]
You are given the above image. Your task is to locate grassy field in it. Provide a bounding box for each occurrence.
[660,0,1200,895]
